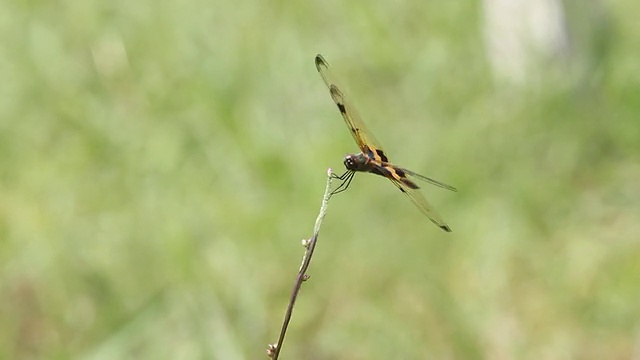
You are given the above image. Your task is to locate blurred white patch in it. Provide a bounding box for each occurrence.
[482,0,568,84]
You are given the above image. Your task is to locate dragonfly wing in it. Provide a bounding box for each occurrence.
[315,54,388,163]
[384,167,452,232]
[400,167,458,192]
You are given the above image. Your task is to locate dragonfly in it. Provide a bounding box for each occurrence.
[315,54,457,232]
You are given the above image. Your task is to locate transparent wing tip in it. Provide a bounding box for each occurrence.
[315,54,327,69]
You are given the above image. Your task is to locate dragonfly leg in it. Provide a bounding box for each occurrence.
[330,170,355,195]
[331,170,350,180]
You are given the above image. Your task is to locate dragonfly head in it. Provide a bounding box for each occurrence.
[344,153,371,172]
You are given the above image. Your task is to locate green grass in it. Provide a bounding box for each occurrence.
[1,1,639,359]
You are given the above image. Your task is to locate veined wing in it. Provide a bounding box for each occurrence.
[381,165,452,232]
[315,54,388,163]
[401,167,458,192]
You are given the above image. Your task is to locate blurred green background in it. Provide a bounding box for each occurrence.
[2,0,639,359]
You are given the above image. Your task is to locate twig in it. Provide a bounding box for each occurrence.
[267,168,336,359]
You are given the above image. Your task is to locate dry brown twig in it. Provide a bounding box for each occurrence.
[267,168,336,359]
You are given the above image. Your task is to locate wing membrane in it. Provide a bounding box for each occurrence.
[385,169,452,232]
[401,168,458,192]
[315,54,385,159]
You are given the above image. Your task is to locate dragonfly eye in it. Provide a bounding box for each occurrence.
[343,156,354,169]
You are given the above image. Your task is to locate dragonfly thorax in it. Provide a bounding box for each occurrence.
[344,153,374,172]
